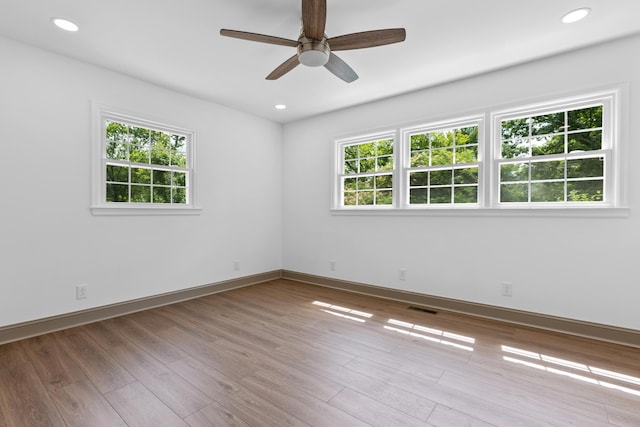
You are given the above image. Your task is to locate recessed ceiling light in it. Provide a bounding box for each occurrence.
[561,8,591,24]
[275,104,287,110]
[52,18,79,32]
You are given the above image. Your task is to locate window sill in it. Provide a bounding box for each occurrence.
[330,206,630,218]
[91,205,203,216]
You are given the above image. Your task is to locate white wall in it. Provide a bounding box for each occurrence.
[282,34,640,331]
[0,37,282,327]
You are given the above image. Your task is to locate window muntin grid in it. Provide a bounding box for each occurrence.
[407,125,480,205]
[498,105,605,204]
[341,138,394,207]
[104,120,191,205]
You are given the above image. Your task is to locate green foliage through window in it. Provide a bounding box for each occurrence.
[499,105,604,204]
[105,120,189,204]
[334,91,616,211]
[408,125,479,205]
[342,138,394,206]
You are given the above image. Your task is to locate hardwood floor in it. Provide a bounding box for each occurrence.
[0,279,638,426]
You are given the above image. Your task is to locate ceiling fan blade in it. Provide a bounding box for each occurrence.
[324,53,358,83]
[328,28,406,51]
[302,0,326,40]
[220,29,298,47]
[266,55,300,80]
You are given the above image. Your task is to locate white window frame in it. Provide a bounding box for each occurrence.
[333,131,397,209]
[490,89,620,209]
[91,104,200,215]
[400,116,484,209]
[331,86,628,217]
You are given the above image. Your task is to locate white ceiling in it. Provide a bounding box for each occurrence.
[1,1,639,123]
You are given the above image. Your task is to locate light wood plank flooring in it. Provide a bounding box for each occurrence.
[0,279,638,426]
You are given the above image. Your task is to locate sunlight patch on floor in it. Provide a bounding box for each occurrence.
[502,345,640,397]
[312,300,373,323]
[385,318,475,352]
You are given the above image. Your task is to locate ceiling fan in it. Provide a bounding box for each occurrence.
[220,0,406,83]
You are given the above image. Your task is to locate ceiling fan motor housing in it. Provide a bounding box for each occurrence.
[297,35,330,67]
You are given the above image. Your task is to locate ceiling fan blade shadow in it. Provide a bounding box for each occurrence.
[220,29,298,47]
[324,53,358,83]
[266,55,300,80]
[328,28,406,51]
[302,0,326,40]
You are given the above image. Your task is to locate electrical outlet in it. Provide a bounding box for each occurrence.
[233,260,240,271]
[76,284,88,300]
[329,260,336,271]
[501,281,513,297]
[399,269,407,281]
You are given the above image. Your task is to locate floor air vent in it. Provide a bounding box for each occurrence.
[408,306,438,315]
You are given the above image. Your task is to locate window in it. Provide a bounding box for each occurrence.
[405,121,481,206]
[332,88,624,215]
[496,101,609,205]
[92,107,198,214]
[337,134,395,207]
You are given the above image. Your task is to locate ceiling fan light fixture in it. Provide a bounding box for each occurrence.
[297,36,330,67]
[299,49,329,67]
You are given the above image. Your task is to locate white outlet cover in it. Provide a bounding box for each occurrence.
[76,285,88,300]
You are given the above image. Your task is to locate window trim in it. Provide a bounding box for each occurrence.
[400,115,484,209]
[91,104,201,215]
[333,130,398,209]
[331,86,628,217]
[490,91,616,209]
